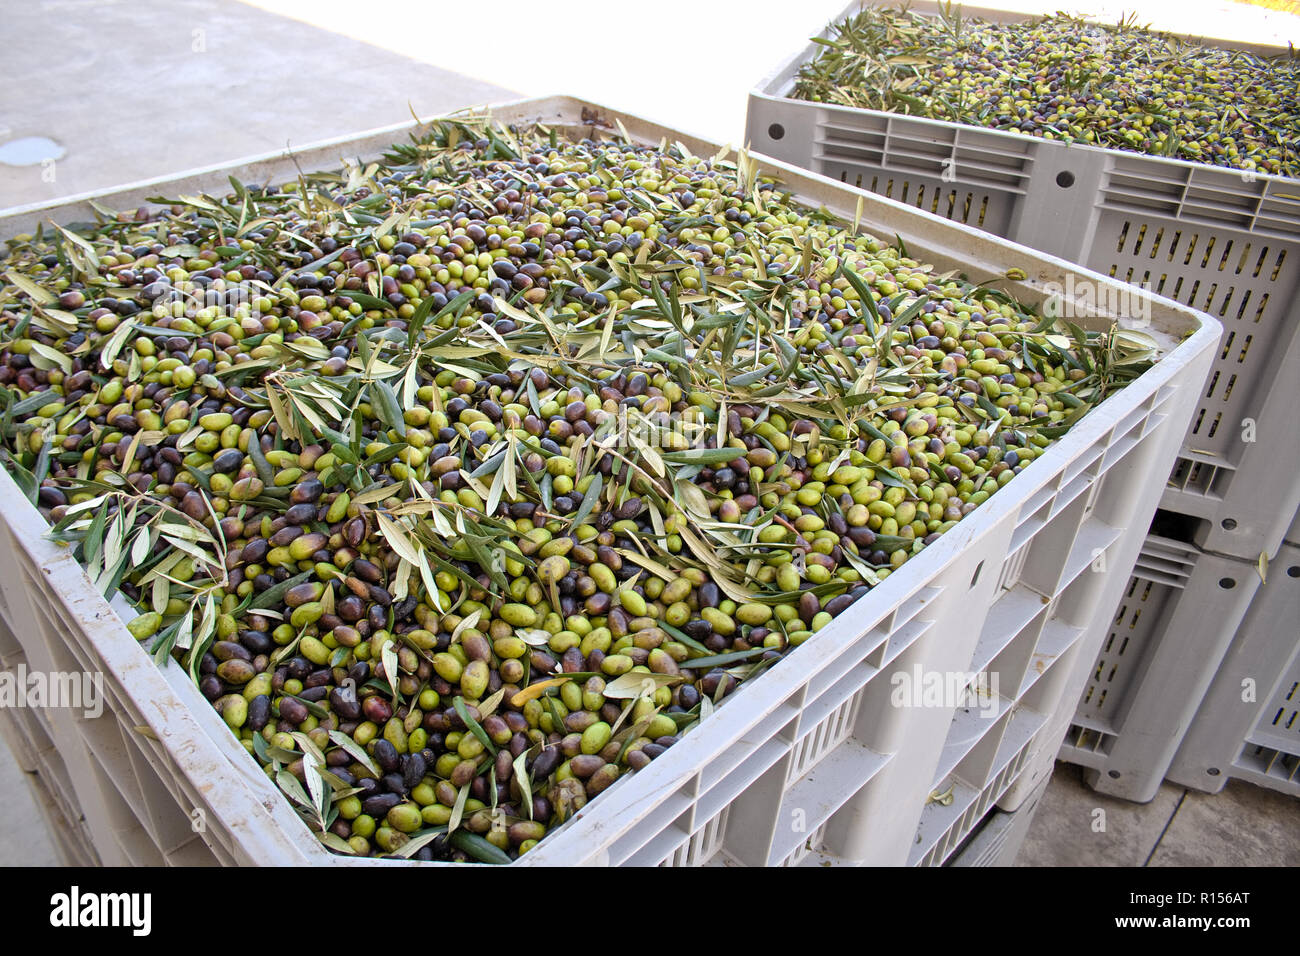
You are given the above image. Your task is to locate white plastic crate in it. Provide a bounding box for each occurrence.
[1167,541,1300,797]
[1057,517,1264,801]
[746,0,1300,562]
[907,455,1179,860]
[0,619,45,777]
[0,511,275,865]
[0,601,100,864]
[948,772,1049,867]
[0,95,1217,867]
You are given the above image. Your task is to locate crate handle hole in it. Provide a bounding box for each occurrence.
[768,123,785,141]
[1217,577,1236,589]
[1056,171,1076,188]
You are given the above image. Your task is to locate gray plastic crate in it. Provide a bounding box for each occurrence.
[1165,316,1300,563]
[1167,542,1300,797]
[746,0,1300,562]
[1057,521,1263,801]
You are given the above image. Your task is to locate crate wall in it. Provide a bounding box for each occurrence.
[1168,541,1300,796]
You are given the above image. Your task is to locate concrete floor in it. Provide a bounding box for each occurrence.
[0,0,515,209]
[7,750,1295,866]
[0,766,60,866]
[1018,762,1300,866]
[2,0,1298,866]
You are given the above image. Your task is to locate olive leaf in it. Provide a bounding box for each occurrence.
[477,686,507,721]
[380,638,400,699]
[4,270,56,305]
[567,473,603,530]
[448,782,470,835]
[275,769,314,811]
[451,608,482,643]
[319,832,358,855]
[509,675,575,707]
[448,829,511,865]
[247,569,314,611]
[387,827,448,860]
[454,696,498,755]
[513,750,533,820]
[681,648,765,670]
[376,512,421,566]
[602,671,683,699]
[515,628,553,648]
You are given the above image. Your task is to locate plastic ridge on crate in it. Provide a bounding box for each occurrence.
[746,0,1300,563]
[0,95,1218,867]
[911,437,1184,856]
[1167,542,1300,797]
[1057,519,1264,802]
[0,576,102,864]
[948,771,1050,866]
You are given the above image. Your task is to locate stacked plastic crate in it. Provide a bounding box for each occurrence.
[1165,511,1300,797]
[1056,510,1283,802]
[745,0,1300,806]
